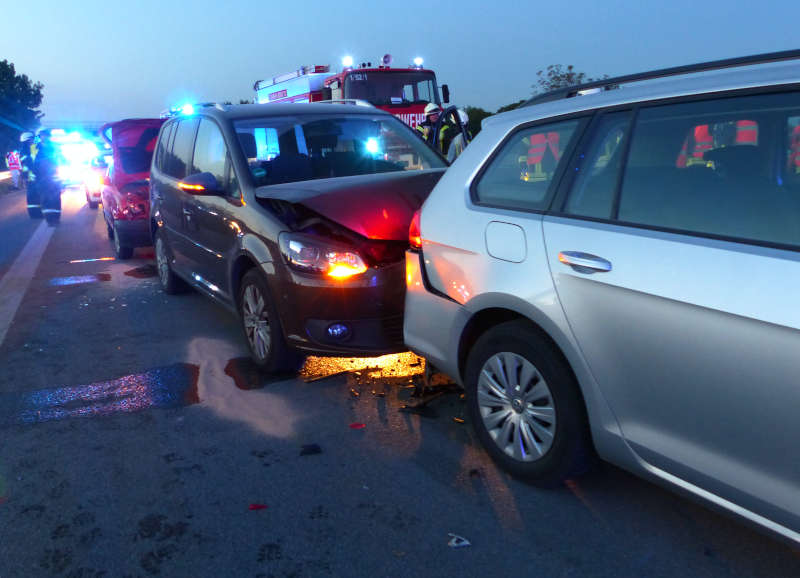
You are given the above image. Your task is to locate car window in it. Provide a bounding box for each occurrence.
[474,119,582,211]
[191,119,228,191]
[155,122,175,173]
[618,92,800,247]
[563,111,631,219]
[164,118,199,180]
[234,114,444,187]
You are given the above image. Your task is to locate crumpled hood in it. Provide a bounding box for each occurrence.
[255,169,446,241]
[100,118,163,190]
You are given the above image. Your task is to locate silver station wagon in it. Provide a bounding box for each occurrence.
[404,49,800,544]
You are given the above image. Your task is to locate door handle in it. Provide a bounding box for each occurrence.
[558,251,612,273]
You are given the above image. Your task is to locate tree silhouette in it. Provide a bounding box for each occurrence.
[0,60,43,155]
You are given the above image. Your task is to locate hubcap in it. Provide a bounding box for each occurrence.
[156,238,169,286]
[242,284,270,361]
[477,352,556,462]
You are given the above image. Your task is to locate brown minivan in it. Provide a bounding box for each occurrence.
[149,103,446,372]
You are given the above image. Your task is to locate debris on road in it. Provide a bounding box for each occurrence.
[447,533,471,548]
[248,504,268,511]
[300,444,322,456]
[349,388,360,398]
[371,390,386,398]
[453,417,465,424]
[349,422,366,430]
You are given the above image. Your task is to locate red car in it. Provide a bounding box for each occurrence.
[100,118,164,259]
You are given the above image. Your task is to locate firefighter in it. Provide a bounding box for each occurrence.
[445,109,472,162]
[416,102,447,153]
[32,129,62,224]
[19,132,42,217]
[5,149,21,189]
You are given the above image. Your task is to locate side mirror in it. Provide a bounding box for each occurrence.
[442,84,450,104]
[178,172,222,195]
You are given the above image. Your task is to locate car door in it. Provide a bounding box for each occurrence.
[543,92,800,532]
[157,118,199,274]
[181,117,243,301]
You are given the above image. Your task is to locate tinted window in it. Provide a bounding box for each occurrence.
[564,112,631,219]
[164,118,198,179]
[191,119,228,189]
[474,119,582,211]
[618,92,800,247]
[234,114,444,187]
[155,122,175,173]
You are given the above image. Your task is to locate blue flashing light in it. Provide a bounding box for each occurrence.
[181,103,195,115]
[365,138,381,156]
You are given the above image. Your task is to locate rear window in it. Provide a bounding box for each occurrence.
[233,114,445,187]
[473,118,583,211]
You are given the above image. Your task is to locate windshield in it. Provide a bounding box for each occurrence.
[343,71,440,106]
[234,113,445,187]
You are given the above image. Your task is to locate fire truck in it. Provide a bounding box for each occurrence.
[253,54,450,129]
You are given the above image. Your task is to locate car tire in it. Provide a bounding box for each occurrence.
[464,320,594,487]
[154,229,187,295]
[239,269,305,374]
[112,221,134,260]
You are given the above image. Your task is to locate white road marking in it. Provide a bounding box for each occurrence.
[0,221,54,347]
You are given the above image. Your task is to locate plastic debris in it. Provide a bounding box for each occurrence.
[300,444,322,456]
[453,417,465,424]
[447,533,471,548]
[249,504,268,511]
[349,422,366,430]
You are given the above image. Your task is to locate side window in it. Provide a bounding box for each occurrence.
[191,119,228,188]
[563,111,631,219]
[474,119,582,211]
[155,122,175,173]
[618,92,800,247]
[164,118,199,180]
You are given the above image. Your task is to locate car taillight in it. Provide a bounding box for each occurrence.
[409,209,422,251]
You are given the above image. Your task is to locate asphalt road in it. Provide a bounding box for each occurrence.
[0,184,798,577]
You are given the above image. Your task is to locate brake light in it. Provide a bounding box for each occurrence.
[409,210,422,251]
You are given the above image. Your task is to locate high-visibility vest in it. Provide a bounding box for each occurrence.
[735,120,758,145]
[6,151,20,170]
[526,132,561,165]
[692,125,713,158]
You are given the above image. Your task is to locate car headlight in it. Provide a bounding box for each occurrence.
[279,233,367,279]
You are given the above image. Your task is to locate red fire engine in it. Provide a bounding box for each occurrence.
[254,54,449,129]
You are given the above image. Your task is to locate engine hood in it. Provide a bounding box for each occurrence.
[255,169,445,241]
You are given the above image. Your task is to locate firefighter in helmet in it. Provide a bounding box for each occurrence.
[32,129,63,224]
[416,102,448,153]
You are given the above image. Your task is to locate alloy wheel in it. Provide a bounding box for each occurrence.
[477,352,557,462]
[242,284,270,362]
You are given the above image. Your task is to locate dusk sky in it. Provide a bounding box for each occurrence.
[2,0,799,123]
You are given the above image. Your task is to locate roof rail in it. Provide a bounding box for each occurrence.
[523,48,800,107]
